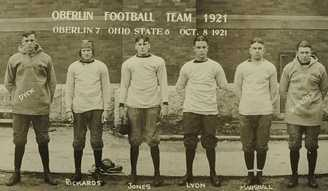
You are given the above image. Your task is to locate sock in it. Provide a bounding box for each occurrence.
[130,146,139,175]
[150,145,160,176]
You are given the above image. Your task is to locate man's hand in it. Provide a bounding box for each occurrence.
[102,110,110,123]
[323,111,328,121]
[67,111,74,123]
[160,104,169,120]
[274,112,285,120]
[119,106,127,119]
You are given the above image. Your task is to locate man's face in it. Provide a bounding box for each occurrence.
[297,47,312,64]
[249,42,264,61]
[80,48,93,60]
[135,39,150,56]
[21,34,36,52]
[193,41,208,60]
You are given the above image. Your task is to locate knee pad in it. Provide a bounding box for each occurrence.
[305,142,319,151]
[73,140,86,150]
[129,137,142,147]
[14,140,27,147]
[91,141,104,150]
[242,143,256,153]
[289,144,301,151]
[289,148,300,153]
[184,135,198,149]
[255,145,268,153]
[306,148,317,154]
[36,138,50,146]
[200,135,218,149]
[147,140,160,147]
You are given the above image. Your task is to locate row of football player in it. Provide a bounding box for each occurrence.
[3,31,326,188]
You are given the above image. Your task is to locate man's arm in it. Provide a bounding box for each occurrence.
[47,57,57,103]
[233,65,243,99]
[269,66,279,113]
[4,58,16,94]
[215,64,228,91]
[65,65,74,112]
[175,65,188,94]
[100,64,111,111]
[119,61,131,106]
[319,66,328,99]
[175,65,188,114]
[156,60,169,104]
[279,65,290,100]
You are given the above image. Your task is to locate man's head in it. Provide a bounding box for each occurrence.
[296,40,312,64]
[193,35,208,61]
[249,37,265,61]
[80,40,94,61]
[135,35,150,56]
[21,31,37,53]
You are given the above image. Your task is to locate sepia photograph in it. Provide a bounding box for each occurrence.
[0,0,328,190]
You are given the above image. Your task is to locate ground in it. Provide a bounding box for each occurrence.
[0,172,328,191]
[0,124,327,191]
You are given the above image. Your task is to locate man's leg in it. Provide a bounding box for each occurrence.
[33,115,57,185]
[144,107,163,186]
[179,112,200,186]
[71,112,88,181]
[255,114,272,185]
[240,115,256,185]
[130,146,139,180]
[38,144,57,185]
[127,107,143,184]
[244,151,255,184]
[205,148,216,176]
[6,114,30,186]
[72,149,83,181]
[89,110,105,185]
[178,144,197,186]
[150,145,162,186]
[305,126,320,188]
[205,148,221,187]
[201,115,220,187]
[92,149,104,185]
[289,150,300,178]
[307,149,318,188]
[8,145,25,184]
[150,146,160,176]
[286,124,302,188]
[255,151,267,184]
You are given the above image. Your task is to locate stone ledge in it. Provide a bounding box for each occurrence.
[1,83,328,133]
[0,83,240,123]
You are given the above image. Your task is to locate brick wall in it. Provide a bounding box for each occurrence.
[1,0,328,18]
[0,0,122,18]
[1,0,328,84]
[198,0,328,16]
[1,30,328,84]
[207,30,328,82]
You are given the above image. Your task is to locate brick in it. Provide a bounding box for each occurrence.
[1,1,328,94]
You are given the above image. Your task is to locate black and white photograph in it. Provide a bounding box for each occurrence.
[0,0,328,190]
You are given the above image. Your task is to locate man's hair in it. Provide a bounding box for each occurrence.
[135,35,150,43]
[250,37,264,45]
[193,35,208,45]
[22,31,36,38]
[296,40,312,50]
